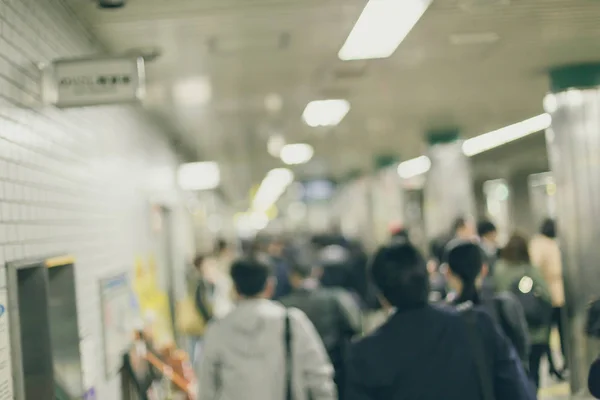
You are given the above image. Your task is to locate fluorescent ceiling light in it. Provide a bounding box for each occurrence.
[339,0,433,61]
[397,113,551,179]
[177,162,220,191]
[280,143,314,165]
[303,99,350,127]
[252,168,294,212]
[173,76,212,106]
[462,113,551,156]
[397,155,431,179]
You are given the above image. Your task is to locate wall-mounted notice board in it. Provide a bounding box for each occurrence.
[99,273,134,378]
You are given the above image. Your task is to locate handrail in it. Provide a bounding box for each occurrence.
[121,348,195,400]
[144,351,195,398]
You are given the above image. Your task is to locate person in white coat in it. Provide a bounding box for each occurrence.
[198,257,337,400]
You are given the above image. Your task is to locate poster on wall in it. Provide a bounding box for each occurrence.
[0,284,13,400]
[132,256,174,347]
[100,273,134,378]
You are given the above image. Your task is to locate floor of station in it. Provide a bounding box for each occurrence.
[539,331,591,400]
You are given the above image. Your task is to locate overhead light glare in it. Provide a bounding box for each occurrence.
[338,0,433,61]
[397,155,431,179]
[177,162,220,191]
[396,114,552,179]
[173,76,212,106]
[302,99,350,128]
[280,143,314,165]
[462,113,551,156]
[252,168,294,212]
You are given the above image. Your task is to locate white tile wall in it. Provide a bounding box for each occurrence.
[0,0,196,398]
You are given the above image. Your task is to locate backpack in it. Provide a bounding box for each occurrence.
[586,297,600,338]
[509,272,552,328]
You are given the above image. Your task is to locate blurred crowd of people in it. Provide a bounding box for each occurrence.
[181,216,600,400]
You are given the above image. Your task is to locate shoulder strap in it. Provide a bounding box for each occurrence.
[285,310,293,400]
[462,309,496,400]
[194,281,213,322]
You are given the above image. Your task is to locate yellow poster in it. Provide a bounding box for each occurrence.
[132,255,174,347]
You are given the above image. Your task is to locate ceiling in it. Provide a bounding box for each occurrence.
[64,0,600,207]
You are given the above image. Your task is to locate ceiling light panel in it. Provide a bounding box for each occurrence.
[397,155,431,179]
[462,113,551,156]
[177,162,220,191]
[280,143,314,165]
[339,0,433,61]
[173,76,212,106]
[396,114,552,180]
[302,99,350,127]
[252,168,294,212]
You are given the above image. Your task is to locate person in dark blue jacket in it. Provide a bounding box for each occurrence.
[345,242,536,400]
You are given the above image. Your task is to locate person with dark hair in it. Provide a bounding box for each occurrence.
[345,242,535,400]
[478,220,499,275]
[496,233,553,388]
[183,254,215,364]
[198,257,336,400]
[269,238,293,300]
[444,240,530,367]
[590,355,600,398]
[530,217,567,378]
[453,216,477,240]
[280,261,361,398]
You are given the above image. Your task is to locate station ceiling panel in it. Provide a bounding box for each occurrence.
[63,0,600,205]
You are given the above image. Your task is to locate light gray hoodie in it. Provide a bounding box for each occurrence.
[198,298,337,400]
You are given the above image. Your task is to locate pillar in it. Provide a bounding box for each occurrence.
[508,171,535,236]
[423,129,475,240]
[545,63,600,395]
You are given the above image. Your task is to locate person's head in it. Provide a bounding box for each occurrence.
[477,220,498,244]
[216,238,230,256]
[370,242,429,311]
[444,241,488,305]
[230,258,274,299]
[453,216,476,239]
[540,218,557,238]
[193,254,205,272]
[288,262,316,288]
[390,225,410,242]
[267,238,285,258]
[501,233,530,265]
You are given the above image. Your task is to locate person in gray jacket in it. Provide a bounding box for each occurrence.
[198,257,337,400]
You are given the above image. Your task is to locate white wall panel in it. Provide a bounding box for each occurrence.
[0,0,195,398]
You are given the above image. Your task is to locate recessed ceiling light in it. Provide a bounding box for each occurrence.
[173,77,212,106]
[265,93,283,112]
[280,143,314,165]
[302,99,350,127]
[177,162,220,191]
[339,0,433,61]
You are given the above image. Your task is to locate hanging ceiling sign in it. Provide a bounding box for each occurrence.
[49,56,145,108]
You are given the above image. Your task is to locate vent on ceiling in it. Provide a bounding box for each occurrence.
[459,0,510,12]
[332,63,368,80]
[319,87,351,99]
[207,32,291,55]
[449,32,500,46]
